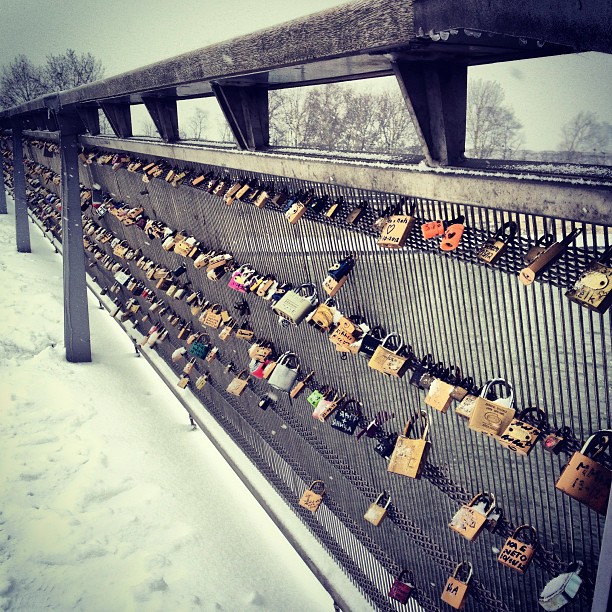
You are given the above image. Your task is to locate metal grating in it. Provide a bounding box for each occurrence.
[14,140,612,612]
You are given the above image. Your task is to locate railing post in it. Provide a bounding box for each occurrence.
[49,99,92,363]
[12,119,31,251]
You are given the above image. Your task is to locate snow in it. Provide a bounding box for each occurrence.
[0,198,361,611]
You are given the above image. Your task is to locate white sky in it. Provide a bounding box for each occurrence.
[0,0,610,150]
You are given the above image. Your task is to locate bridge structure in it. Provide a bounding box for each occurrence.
[1,1,611,610]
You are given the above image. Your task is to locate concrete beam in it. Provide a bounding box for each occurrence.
[212,83,269,150]
[76,135,612,225]
[12,119,31,252]
[142,96,179,143]
[392,60,467,167]
[76,105,101,136]
[99,102,132,138]
[56,108,92,363]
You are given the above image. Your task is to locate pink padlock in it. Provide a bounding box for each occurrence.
[388,570,414,604]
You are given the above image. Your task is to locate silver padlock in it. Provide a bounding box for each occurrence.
[538,562,583,610]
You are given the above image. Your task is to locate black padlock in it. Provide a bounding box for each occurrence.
[374,433,398,459]
[258,395,272,410]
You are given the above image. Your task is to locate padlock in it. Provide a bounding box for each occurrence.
[468,378,515,436]
[374,433,398,459]
[172,346,187,362]
[538,561,583,611]
[409,355,434,389]
[377,201,416,249]
[388,570,414,604]
[424,378,456,413]
[421,219,445,239]
[566,244,612,314]
[364,492,391,526]
[324,197,341,218]
[519,228,583,286]
[484,506,503,533]
[449,492,496,541]
[307,388,326,409]
[298,480,325,513]
[330,399,362,436]
[542,426,572,454]
[285,199,307,224]
[440,216,465,251]
[441,562,473,609]
[387,411,430,479]
[327,254,356,282]
[555,429,611,514]
[498,525,538,573]
[345,199,365,224]
[289,371,314,399]
[195,373,209,390]
[312,392,345,422]
[368,333,410,378]
[476,221,518,264]
[268,352,300,392]
[498,407,547,456]
[272,283,318,326]
[183,358,197,375]
[177,375,190,389]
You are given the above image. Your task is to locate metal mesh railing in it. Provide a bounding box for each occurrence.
[12,138,611,612]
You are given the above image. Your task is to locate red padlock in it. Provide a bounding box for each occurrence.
[421,220,444,239]
[441,216,465,251]
[388,570,414,604]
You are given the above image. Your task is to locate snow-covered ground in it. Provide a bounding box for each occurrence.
[0,198,353,611]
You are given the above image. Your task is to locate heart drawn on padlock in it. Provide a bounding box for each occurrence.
[384,223,396,235]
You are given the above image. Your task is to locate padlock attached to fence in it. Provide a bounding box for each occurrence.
[226,370,250,396]
[323,254,355,296]
[440,215,465,251]
[387,411,430,479]
[388,569,414,604]
[298,480,325,513]
[476,221,518,264]
[312,391,345,422]
[330,399,362,436]
[376,201,416,249]
[272,283,318,325]
[368,333,411,378]
[449,492,496,541]
[498,525,538,573]
[441,562,473,609]
[498,407,547,455]
[364,492,391,526]
[555,429,611,514]
[425,377,456,413]
[538,561,583,611]
[267,352,300,392]
[565,244,612,314]
[542,426,572,454]
[468,378,515,436]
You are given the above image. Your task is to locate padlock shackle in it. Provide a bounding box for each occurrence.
[493,220,518,242]
[467,491,496,514]
[452,561,473,583]
[480,378,514,406]
[580,429,612,457]
[374,492,391,508]
[397,569,414,584]
[296,283,318,299]
[307,480,326,494]
[512,524,538,545]
[559,227,583,248]
[516,406,547,428]
[381,332,404,352]
[342,399,362,417]
[277,351,300,368]
[404,410,429,441]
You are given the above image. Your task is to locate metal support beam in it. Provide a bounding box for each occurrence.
[592,492,612,612]
[392,59,467,167]
[211,83,269,151]
[76,105,100,136]
[12,119,31,252]
[142,96,180,142]
[54,105,92,363]
[99,101,132,138]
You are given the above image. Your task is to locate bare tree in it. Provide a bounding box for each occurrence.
[558,111,611,162]
[0,55,46,108]
[466,79,523,159]
[186,107,208,140]
[270,89,311,147]
[374,90,419,154]
[0,50,105,109]
[138,119,159,138]
[44,49,104,92]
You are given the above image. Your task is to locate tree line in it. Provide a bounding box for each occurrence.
[1,51,609,164]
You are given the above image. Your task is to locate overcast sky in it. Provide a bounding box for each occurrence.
[0,0,610,150]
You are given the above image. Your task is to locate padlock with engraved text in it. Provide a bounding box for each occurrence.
[298,480,325,513]
[330,399,362,436]
[376,200,417,249]
[498,406,547,456]
[498,525,538,573]
[468,378,515,436]
[476,221,518,264]
[387,411,430,479]
[565,244,612,314]
[555,429,611,515]
[519,228,582,285]
[449,492,496,541]
[441,562,473,610]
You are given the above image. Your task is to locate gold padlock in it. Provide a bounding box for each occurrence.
[498,525,537,573]
[497,407,546,456]
[441,562,473,609]
[449,492,496,541]
[476,221,517,264]
[565,245,612,314]
[555,430,611,515]
[299,480,325,513]
[364,492,391,526]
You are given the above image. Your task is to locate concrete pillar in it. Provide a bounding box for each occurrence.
[99,101,132,138]
[57,108,92,363]
[142,96,180,142]
[12,119,31,252]
[392,59,467,166]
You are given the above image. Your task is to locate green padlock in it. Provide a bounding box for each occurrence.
[307,389,325,408]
